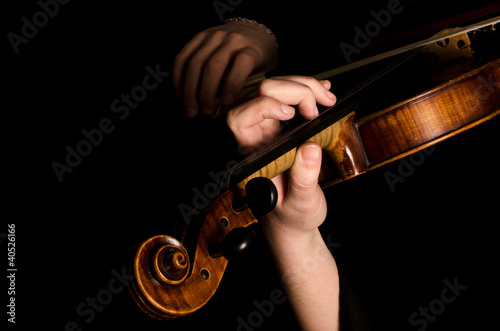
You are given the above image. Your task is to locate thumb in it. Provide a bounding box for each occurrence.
[263,142,327,234]
[283,142,327,228]
[288,142,322,194]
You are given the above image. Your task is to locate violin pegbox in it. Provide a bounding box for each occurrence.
[209,177,277,259]
[127,179,272,320]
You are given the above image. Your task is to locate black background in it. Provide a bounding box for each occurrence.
[4,0,499,330]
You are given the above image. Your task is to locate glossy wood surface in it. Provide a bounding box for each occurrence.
[358,58,500,169]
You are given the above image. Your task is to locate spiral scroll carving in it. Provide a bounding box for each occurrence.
[152,244,189,284]
[128,187,261,320]
[132,235,191,288]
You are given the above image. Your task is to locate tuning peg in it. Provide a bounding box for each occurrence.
[209,227,256,260]
[232,177,278,216]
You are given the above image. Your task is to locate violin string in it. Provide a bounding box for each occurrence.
[220,46,424,193]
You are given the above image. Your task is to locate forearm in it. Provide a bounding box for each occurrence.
[263,224,340,331]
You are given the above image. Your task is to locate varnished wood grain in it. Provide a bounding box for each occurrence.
[357,59,500,168]
[236,112,359,190]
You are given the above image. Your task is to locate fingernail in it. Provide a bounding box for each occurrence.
[281,103,294,115]
[186,107,197,117]
[301,144,321,166]
[327,91,336,100]
[314,106,319,117]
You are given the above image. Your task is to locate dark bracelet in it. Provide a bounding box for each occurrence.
[224,17,279,55]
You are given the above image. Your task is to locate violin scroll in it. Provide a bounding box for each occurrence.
[150,237,189,285]
[128,185,263,320]
[128,235,191,320]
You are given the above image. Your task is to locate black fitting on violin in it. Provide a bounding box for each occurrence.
[209,227,256,260]
[209,177,277,260]
[232,177,278,216]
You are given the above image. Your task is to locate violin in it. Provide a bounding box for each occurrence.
[126,14,499,320]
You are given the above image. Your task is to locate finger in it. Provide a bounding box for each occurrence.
[221,47,259,106]
[257,78,320,120]
[183,32,227,117]
[200,52,230,115]
[271,76,337,107]
[172,32,207,99]
[226,96,295,147]
[318,79,331,90]
[228,96,295,129]
[198,47,233,115]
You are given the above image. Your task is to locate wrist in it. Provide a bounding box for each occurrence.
[263,224,334,284]
[262,218,321,255]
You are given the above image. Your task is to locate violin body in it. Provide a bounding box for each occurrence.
[357,59,499,172]
[127,19,499,320]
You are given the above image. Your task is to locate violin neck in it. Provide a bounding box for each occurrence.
[234,111,365,191]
